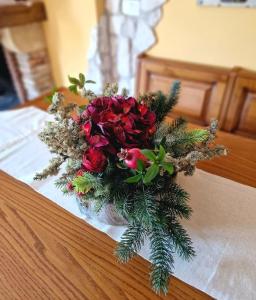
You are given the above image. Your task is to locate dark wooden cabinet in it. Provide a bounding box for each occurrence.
[136,55,256,139]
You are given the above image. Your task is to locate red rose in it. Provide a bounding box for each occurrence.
[82,147,107,173]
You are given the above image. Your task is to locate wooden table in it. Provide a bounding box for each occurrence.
[0,171,211,300]
[1,89,255,300]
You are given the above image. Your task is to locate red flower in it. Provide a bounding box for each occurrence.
[81,96,156,153]
[82,147,107,173]
[82,121,92,137]
[88,135,109,148]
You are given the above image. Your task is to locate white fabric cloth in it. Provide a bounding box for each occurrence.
[1,107,256,300]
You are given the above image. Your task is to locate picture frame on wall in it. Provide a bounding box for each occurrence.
[198,0,256,7]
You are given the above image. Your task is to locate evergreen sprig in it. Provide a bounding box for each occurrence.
[115,221,146,263]
[149,224,174,295]
[151,81,181,123]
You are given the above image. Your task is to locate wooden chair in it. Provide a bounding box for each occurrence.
[136,55,256,139]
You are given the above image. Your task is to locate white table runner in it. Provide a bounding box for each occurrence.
[1,107,256,300]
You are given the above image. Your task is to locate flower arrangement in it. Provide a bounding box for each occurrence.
[35,74,227,294]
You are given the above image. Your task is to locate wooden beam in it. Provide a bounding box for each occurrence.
[0,2,47,29]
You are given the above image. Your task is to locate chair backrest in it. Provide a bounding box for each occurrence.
[136,55,256,139]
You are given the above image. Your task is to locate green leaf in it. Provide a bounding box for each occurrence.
[143,164,159,184]
[68,84,78,95]
[72,173,102,193]
[141,149,156,162]
[162,162,174,175]
[68,75,80,85]
[136,159,144,172]
[44,87,57,104]
[85,80,96,84]
[125,174,142,183]
[79,73,85,86]
[158,145,166,162]
[72,176,91,193]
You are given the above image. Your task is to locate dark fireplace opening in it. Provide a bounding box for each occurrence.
[0,45,20,110]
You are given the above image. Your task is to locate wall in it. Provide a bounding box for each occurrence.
[42,0,98,86]
[148,0,256,70]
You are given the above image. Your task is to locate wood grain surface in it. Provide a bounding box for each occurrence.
[0,2,47,29]
[0,171,212,300]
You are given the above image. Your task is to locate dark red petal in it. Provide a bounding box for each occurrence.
[138,104,148,116]
[89,135,109,148]
[82,121,92,137]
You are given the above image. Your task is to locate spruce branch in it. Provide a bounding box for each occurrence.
[160,183,192,220]
[133,189,158,227]
[164,81,181,117]
[149,224,174,295]
[140,81,180,124]
[167,220,195,261]
[115,221,146,263]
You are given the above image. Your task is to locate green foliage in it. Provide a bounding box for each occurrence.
[141,149,157,161]
[154,116,209,157]
[150,81,181,123]
[133,189,158,226]
[72,172,102,193]
[124,174,142,183]
[167,220,195,261]
[115,222,146,263]
[164,80,180,117]
[125,146,174,184]
[68,73,95,94]
[160,182,191,220]
[44,87,58,104]
[161,162,174,175]
[149,224,174,295]
[143,164,159,184]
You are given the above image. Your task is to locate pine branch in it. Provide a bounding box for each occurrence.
[149,224,174,295]
[164,81,181,116]
[55,178,68,189]
[154,117,187,146]
[146,81,181,124]
[160,182,192,220]
[133,189,158,227]
[164,129,209,157]
[115,221,146,263]
[151,92,167,123]
[167,220,195,261]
